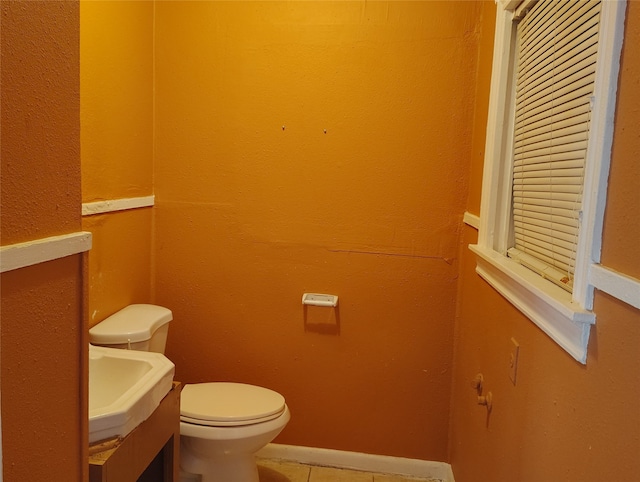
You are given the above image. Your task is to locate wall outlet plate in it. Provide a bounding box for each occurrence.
[509,337,520,385]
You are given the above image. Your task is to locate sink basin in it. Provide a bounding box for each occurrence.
[89,344,175,444]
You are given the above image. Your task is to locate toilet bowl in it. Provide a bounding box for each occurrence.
[179,382,290,482]
[88,304,291,482]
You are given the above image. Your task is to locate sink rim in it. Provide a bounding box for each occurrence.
[88,344,175,444]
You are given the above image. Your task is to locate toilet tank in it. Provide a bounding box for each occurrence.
[89,304,172,354]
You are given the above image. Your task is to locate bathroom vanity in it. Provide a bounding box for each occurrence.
[89,382,182,482]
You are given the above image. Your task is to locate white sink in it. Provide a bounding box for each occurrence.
[89,344,175,444]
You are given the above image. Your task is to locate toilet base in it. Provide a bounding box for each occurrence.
[178,403,290,482]
[180,450,259,482]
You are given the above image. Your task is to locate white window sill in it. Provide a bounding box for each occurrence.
[469,244,595,364]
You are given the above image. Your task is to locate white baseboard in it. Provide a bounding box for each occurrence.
[256,443,455,482]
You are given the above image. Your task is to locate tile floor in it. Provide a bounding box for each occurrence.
[257,459,444,482]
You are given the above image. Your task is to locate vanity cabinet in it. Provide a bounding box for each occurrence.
[89,382,182,482]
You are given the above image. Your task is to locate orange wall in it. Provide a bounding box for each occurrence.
[1,1,86,480]
[153,1,482,460]
[80,1,155,325]
[1,3,81,246]
[449,3,640,481]
[600,3,640,278]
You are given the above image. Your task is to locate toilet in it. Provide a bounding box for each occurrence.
[89,304,290,482]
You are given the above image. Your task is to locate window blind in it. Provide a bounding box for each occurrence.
[509,0,601,292]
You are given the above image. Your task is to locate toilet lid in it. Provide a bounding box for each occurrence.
[180,382,286,427]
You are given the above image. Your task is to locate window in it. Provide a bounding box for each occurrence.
[470,0,627,363]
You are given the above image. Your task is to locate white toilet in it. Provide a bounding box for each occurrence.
[89,304,290,482]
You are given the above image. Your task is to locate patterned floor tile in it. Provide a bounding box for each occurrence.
[258,459,311,482]
[309,465,374,482]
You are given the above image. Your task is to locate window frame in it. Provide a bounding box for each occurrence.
[470,0,627,363]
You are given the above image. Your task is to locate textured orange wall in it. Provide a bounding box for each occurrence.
[1,1,81,245]
[154,1,482,460]
[1,1,86,480]
[600,2,640,279]
[449,3,640,481]
[465,2,495,218]
[81,0,154,203]
[1,259,85,481]
[80,0,155,326]
[82,211,154,325]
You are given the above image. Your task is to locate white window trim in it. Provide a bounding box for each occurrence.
[471,0,627,364]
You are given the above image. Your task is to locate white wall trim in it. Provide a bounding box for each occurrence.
[463,211,480,230]
[256,444,455,482]
[82,195,155,216]
[0,231,92,273]
[589,264,640,310]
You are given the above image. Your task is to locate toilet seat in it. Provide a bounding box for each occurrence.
[180,382,286,427]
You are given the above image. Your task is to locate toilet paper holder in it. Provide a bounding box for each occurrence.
[302,293,338,307]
